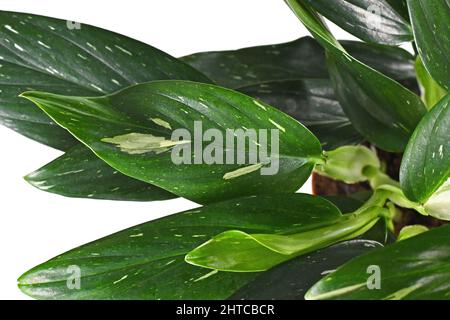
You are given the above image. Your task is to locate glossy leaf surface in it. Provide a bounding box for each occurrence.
[22,81,322,204]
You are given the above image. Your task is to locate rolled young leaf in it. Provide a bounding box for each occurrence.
[185,205,381,272]
[230,240,382,300]
[400,93,450,210]
[18,194,338,300]
[25,144,175,201]
[306,224,450,300]
[407,0,450,91]
[0,11,210,150]
[21,81,323,204]
[285,0,427,152]
[303,0,412,45]
[315,145,381,184]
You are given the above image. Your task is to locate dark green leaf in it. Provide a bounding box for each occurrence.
[239,79,362,150]
[303,0,412,45]
[180,37,329,89]
[18,194,335,300]
[182,37,416,88]
[25,144,175,201]
[0,11,210,150]
[285,0,427,152]
[22,81,322,204]
[230,240,382,300]
[408,0,450,91]
[400,93,450,203]
[182,37,416,150]
[386,0,410,22]
[306,224,450,300]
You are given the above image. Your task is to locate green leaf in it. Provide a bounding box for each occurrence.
[230,240,382,300]
[18,194,335,300]
[182,37,416,150]
[408,0,450,91]
[21,81,322,204]
[415,57,447,109]
[181,37,329,89]
[25,144,175,201]
[239,79,362,150]
[185,205,381,272]
[0,11,210,150]
[303,0,412,45]
[306,224,450,300]
[400,93,450,204]
[316,145,380,184]
[285,0,427,152]
[386,0,410,21]
[397,225,428,241]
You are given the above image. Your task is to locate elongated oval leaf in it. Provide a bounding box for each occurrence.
[25,144,175,201]
[0,11,210,150]
[285,0,427,152]
[22,81,322,204]
[230,240,382,300]
[400,93,450,203]
[306,224,450,300]
[18,194,337,300]
[408,0,450,91]
[303,0,412,45]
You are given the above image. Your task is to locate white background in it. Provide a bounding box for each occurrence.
[0,0,359,299]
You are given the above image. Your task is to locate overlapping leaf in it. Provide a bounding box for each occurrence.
[408,0,450,91]
[0,11,210,150]
[185,205,381,271]
[230,240,382,300]
[285,0,427,152]
[182,37,417,150]
[400,94,450,206]
[18,194,337,300]
[303,0,412,45]
[22,81,322,204]
[306,224,450,300]
[25,144,175,201]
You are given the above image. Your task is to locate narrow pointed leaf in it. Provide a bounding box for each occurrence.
[22,81,322,204]
[25,144,175,201]
[18,194,337,300]
[0,11,210,150]
[230,240,382,300]
[306,224,450,300]
[303,0,412,45]
[400,93,450,203]
[408,0,450,91]
[285,0,427,152]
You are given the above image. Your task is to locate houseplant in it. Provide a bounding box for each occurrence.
[0,0,449,299]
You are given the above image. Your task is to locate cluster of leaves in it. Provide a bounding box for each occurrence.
[1,0,449,300]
